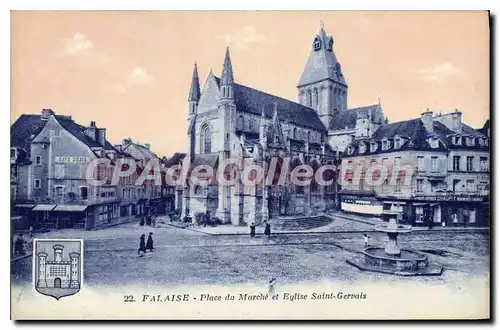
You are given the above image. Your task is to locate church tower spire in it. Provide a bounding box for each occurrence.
[220,47,235,101]
[188,62,200,115]
[297,23,348,129]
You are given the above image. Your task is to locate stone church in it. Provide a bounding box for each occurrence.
[178,24,386,225]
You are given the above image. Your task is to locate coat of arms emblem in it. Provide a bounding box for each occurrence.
[33,239,83,300]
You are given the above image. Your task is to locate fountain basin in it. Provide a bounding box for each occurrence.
[363,247,428,271]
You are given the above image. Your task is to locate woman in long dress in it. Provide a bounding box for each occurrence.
[146,232,154,252]
[138,234,146,256]
[249,223,256,238]
[264,221,271,238]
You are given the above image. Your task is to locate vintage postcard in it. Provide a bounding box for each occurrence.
[10,11,490,320]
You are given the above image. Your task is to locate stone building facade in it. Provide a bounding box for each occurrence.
[340,110,490,227]
[177,25,394,225]
[11,109,164,230]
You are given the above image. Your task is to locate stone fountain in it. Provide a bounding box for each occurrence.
[347,210,442,276]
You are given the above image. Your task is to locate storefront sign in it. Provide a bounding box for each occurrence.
[412,195,487,202]
[55,156,90,164]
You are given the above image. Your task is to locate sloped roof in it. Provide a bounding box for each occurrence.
[329,104,382,131]
[11,114,47,151]
[344,117,488,157]
[11,114,116,153]
[298,27,346,87]
[214,76,326,132]
[164,152,186,167]
[192,153,219,168]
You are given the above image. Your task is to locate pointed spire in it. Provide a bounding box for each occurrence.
[273,102,279,120]
[221,47,234,85]
[188,62,201,102]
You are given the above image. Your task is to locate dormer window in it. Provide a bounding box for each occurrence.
[466,136,475,146]
[313,37,321,51]
[452,136,462,145]
[429,138,439,149]
[370,141,378,152]
[347,145,354,155]
[359,142,366,154]
[394,136,402,149]
[381,139,390,151]
[484,137,488,147]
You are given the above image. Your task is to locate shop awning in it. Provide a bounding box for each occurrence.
[15,204,35,209]
[32,204,57,211]
[54,205,88,212]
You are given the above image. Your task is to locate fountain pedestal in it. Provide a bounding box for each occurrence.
[346,210,442,276]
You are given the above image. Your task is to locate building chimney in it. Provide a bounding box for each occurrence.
[41,109,55,120]
[85,121,97,140]
[452,109,462,133]
[97,128,107,147]
[420,109,433,133]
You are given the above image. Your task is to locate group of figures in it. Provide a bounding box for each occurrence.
[249,220,272,238]
[137,233,154,257]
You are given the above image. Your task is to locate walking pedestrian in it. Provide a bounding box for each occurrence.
[268,277,277,295]
[15,234,25,256]
[249,223,256,238]
[363,234,369,248]
[146,232,154,252]
[138,234,146,256]
[264,220,271,238]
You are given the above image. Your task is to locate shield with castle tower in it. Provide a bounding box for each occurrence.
[33,239,83,300]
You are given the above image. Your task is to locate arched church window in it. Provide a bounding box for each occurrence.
[201,124,212,154]
[313,89,319,109]
[236,115,244,131]
[313,37,321,51]
[307,131,311,142]
[249,118,255,131]
[307,90,312,107]
[293,127,297,140]
[327,37,333,52]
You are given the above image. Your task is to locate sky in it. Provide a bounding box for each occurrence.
[11,11,489,157]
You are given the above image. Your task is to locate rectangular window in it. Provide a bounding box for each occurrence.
[55,186,64,198]
[10,148,15,158]
[431,157,438,172]
[34,179,41,189]
[54,164,65,179]
[466,156,474,172]
[466,180,474,192]
[480,157,488,172]
[453,156,460,171]
[417,156,424,171]
[416,179,424,192]
[80,187,88,200]
[35,156,42,165]
[395,178,401,192]
[415,206,424,223]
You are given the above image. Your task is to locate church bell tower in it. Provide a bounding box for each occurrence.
[297,23,348,129]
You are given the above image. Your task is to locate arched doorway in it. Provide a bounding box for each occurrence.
[54,277,62,288]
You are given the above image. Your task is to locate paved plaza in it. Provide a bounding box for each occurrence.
[12,216,490,291]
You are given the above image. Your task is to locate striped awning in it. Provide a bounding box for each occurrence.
[54,205,88,212]
[32,204,57,211]
[15,204,35,209]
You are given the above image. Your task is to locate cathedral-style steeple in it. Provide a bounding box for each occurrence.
[188,62,200,115]
[297,23,348,129]
[220,47,234,101]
